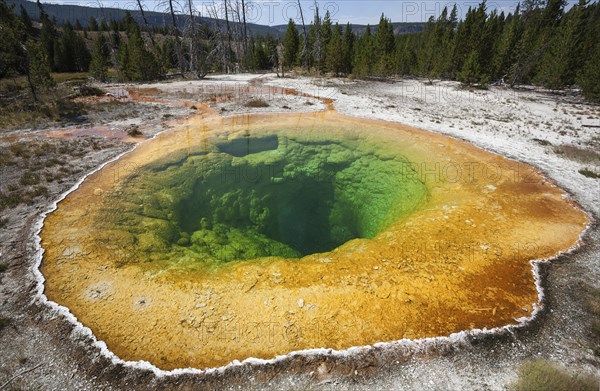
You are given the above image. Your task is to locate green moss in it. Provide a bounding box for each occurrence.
[100,131,428,269]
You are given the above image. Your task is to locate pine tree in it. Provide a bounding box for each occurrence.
[492,5,523,83]
[325,23,343,75]
[458,50,481,85]
[39,12,58,71]
[264,34,277,69]
[535,0,592,88]
[342,23,355,74]
[26,38,54,89]
[90,34,110,81]
[353,25,373,77]
[247,36,268,70]
[1,0,26,78]
[577,42,600,102]
[479,10,503,82]
[89,16,98,31]
[1,1,53,100]
[258,37,270,69]
[395,34,417,75]
[417,16,437,78]
[320,10,332,70]
[159,37,176,69]
[247,35,257,70]
[283,19,299,69]
[54,22,91,72]
[19,5,33,35]
[307,6,320,72]
[374,13,395,75]
[439,5,458,76]
[117,42,129,81]
[118,22,161,81]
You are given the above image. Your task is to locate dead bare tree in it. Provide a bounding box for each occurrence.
[229,0,245,72]
[187,0,195,72]
[297,0,309,70]
[135,0,156,48]
[241,0,248,68]
[276,43,285,77]
[184,4,219,78]
[205,0,230,73]
[224,0,233,72]
[164,0,186,73]
[312,1,322,73]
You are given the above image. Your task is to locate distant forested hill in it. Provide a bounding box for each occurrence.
[7,0,280,36]
[270,22,425,36]
[8,0,425,37]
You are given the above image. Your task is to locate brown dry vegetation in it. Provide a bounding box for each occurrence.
[244,98,270,108]
[510,360,599,391]
[0,138,120,211]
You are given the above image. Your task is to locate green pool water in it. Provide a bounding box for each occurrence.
[100,131,429,269]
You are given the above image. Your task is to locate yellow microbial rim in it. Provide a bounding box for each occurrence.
[40,110,589,370]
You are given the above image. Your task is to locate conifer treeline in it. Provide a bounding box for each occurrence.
[282,0,600,100]
[1,0,599,102]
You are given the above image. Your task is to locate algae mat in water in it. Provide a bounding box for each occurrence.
[40,111,588,370]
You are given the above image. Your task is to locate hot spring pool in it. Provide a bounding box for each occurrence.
[40,111,588,370]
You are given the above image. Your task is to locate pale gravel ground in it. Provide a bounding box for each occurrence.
[0,74,598,390]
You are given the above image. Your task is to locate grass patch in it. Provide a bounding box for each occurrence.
[587,287,600,356]
[9,143,31,158]
[50,72,90,83]
[0,148,16,166]
[77,84,105,97]
[244,98,270,108]
[126,125,143,137]
[579,168,600,179]
[57,99,87,120]
[554,144,600,164]
[0,76,92,130]
[533,138,552,146]
[511,360,599,391]
[0,191,21,210]
[20,171,41,186]
[30,185,49,198]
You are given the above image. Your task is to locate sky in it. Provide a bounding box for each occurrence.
[45,0,575,25]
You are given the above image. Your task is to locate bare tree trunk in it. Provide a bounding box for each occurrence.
[241,0,248,68]
[277,44,285,77]
[224,0,232,73]
[231,0,243,72]
[136,0,156,48]
[313,1,321,73]
[297,0,309,70]
[169,0,186,73]
[21,46,37,102]
[188,0,195,73]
